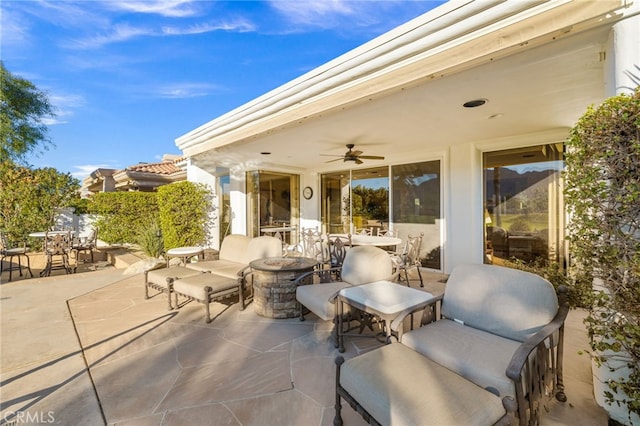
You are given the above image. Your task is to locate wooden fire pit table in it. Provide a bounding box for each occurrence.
[249,256,317,318]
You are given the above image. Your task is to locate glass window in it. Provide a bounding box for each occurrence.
[321,160,442,270]
[483,144,565,267]
[246,171,300,244]
[391,161,441,270]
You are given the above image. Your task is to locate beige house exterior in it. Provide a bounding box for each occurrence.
[175,0,639,273]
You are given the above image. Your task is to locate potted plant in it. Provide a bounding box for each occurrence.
[564,88,639,425]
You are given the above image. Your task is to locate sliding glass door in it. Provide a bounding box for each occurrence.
[321,160,442,270]
[483,143,565,267]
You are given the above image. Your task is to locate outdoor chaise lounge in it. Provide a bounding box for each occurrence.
[334,263,568,426]
[168,235,282,322]
[144,235,281,311]
[295,245,396,343]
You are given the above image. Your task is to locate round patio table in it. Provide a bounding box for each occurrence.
[166,246,203,266]
[250,256,317,318]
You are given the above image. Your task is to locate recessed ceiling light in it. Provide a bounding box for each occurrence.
[488,113,504,119]
[261,152,271,155]
[463,98,488,108]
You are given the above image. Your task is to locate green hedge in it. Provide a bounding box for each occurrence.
[157,181,212,250]
[88,192,159,245]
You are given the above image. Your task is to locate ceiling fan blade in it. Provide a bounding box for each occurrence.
[355,158,363,165]
[350,150,363,156]
[325,158,344,163]
[358,155,385,160]
[320,154,344,157]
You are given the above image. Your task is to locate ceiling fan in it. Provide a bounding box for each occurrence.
[322,144,385,165]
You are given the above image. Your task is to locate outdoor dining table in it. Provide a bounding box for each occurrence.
[331,233,402,248]
[28,230,71,238]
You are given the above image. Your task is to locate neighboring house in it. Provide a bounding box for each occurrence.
[175,0,639,273]
[81,155,186,196]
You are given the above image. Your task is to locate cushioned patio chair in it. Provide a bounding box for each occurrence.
[295,245,396,345]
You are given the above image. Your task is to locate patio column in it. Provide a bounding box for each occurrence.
[447,143,484,272]
[605,5,640,97]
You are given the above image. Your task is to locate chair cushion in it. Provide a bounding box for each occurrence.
[186,259,244,273]
[340,246,393,285]
[441,263,558,342]
[173,273,240,301]
[340,343,506,426]
[242,236,282,264]
[296,282,353,321]
[146,267,201,289]
[401,319,521,398]
[218,235,251,262]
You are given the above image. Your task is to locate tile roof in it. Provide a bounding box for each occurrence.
[126,159,184,175]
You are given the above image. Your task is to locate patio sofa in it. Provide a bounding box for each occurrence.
[144,235,282,315]
[170,235,283,322]
[334,263,568,426]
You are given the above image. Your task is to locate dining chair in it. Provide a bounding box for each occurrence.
[43,231,73,276]
[393,232,424,287]
[72,227,97,263]
[0,231,34,281]
[326,234,352,280]
[377,228,398,237]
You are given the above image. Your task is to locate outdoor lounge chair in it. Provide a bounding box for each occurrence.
[185,235,282,280]
[295,245,396,344]
[334,263,568,426]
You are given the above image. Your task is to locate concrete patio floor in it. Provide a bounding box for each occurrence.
[1,254,608,425]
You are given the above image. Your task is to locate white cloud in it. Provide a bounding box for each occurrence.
[153,82,223,99]
[71,164,117,179]
[64,23,156,49]
[161,18,256,35]
[105,0,202,18]
[45,92,87,125]
[268,0,356,28]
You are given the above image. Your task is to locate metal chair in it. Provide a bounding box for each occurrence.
[326,234,352,280]
[72,227,97,263]
[0,231,33,281]
[393,232,424,287]
[42,231,73,276]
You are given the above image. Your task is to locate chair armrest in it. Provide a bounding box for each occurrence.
[505,303,569,380]
[293,267,342,285]
[505,286,569,424]
[390,294,443,338]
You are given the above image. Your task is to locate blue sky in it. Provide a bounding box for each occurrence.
[2,0,442,180]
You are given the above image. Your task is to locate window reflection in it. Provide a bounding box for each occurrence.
[483,144,565,267]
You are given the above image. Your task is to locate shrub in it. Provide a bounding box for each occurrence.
[88,192,159,244]
[565,87,640,420]
[156,181,213,250]
[137,220,164,258]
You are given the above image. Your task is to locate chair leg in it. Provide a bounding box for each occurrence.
[22,254,33,278]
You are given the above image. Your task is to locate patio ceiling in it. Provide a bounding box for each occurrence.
[180,1,622,174]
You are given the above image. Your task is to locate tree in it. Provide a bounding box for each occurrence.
[0,61,56,163]
[0,162,80,242]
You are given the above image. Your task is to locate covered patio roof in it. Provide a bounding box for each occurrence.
[176,0,628,172]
